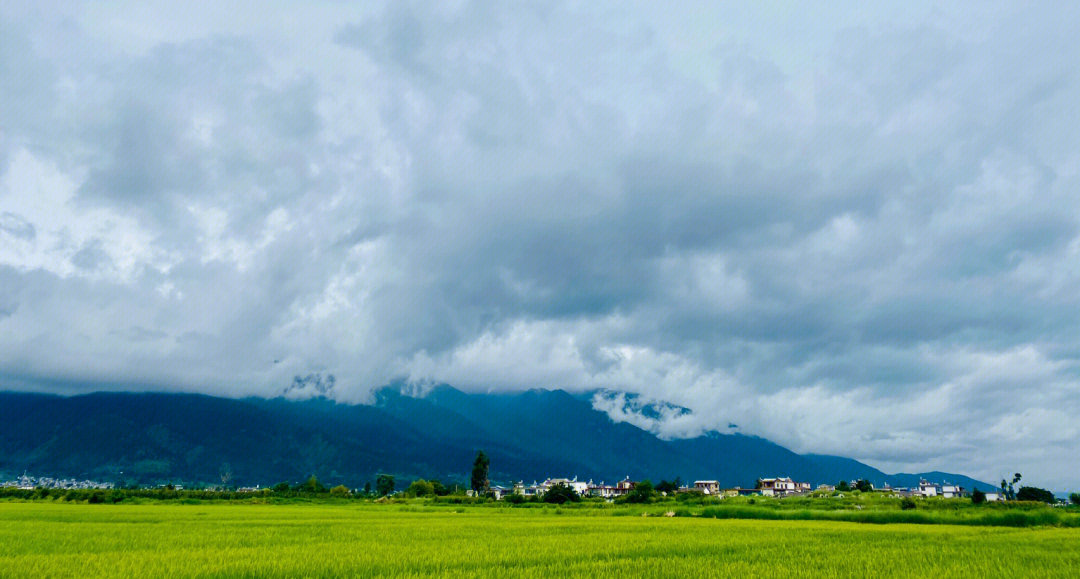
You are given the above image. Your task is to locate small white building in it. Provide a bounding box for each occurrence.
[588,482,617,498]
[919,481,965,498]
[941,484,963,499]
[524,477,591,498]
[694,480,720,495]
[758,477,811,497]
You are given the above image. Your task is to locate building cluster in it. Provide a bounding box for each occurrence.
[481,475,994,501]
[692,477,811,497]
[915,480,966,499]
[824,479,1002,501]
[0,472,114,490]
[482,475,820,499]
[888,480,1000,501]
[4,471,998,502]
[485,477,638,499]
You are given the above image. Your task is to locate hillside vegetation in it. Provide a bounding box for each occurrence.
[0,388,992,490]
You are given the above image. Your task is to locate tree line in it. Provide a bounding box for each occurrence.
[6,457,1071,506]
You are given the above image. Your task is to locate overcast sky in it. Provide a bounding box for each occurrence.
[2,1,1079,490]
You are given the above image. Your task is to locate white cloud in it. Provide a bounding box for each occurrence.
[2,1,1080,490]
[0,149,170,281]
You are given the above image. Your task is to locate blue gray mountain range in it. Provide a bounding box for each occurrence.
[0,386,993,490]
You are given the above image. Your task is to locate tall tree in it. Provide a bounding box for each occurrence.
[219,462,233,487]
[470,451,490,495]
[1001,473,1022,500]
[376,474,395,496]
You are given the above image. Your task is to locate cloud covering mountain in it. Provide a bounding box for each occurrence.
[1,2,1078,491]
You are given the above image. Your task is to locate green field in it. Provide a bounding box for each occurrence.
[2,503,1078,578]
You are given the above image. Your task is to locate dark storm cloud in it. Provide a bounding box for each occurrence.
[2,1,1079,490]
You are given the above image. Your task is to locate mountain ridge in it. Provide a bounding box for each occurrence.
[0,387,994,490]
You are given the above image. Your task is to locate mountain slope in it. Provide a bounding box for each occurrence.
[0,388,991,490]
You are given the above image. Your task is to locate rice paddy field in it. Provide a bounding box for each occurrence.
[2,502,1078,577]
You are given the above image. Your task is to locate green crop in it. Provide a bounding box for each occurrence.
[1,502,1078,577]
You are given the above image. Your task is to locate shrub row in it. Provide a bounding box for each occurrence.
[695,505,1079,527]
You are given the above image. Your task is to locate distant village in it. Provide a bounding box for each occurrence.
[1,472,114,491]
[2,471,998,502]
[477,476,997,501]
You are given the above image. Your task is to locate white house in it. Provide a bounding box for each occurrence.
[758,477,811,497]
[919,481,965,498]
[941,484,964,499]
[524,477,591,498]
[694,480,720,495]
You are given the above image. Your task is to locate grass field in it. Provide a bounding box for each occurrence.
[2,502,1078,578]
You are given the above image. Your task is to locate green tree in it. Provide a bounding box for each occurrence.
[376,474,395,496]
[363,482,371,495]
[623,480,655,504]
[1069,493,1080,506]
[298,475,326,493]
[1016,486,1055,503]
[855,479,873,493]
[676,490,705,503]
[406,479,435,497]
[1001,473,1022,500]
[655,478,680,494]
[471,451,490,496]
[330,485,350,497]
[836,480,851,492]
[219,462,234,488]
[272,482,291,494]
[542,483,580,504]
[971,488,987,504]
[430,480,448,496]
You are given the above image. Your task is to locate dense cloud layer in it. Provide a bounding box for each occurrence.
[2,2,1079,490]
